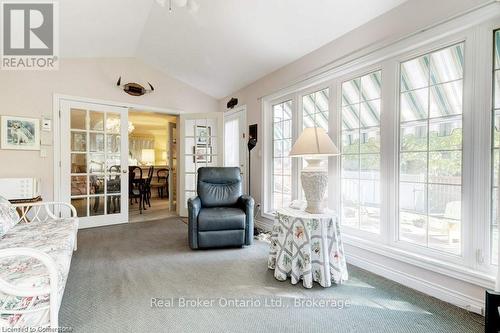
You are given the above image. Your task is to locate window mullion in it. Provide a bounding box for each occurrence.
[292,94,300,202]
[328,81,339,212]
[426,55,431,249]
[381,60,398,245]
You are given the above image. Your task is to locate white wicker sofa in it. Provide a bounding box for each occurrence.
[0,196,78,329]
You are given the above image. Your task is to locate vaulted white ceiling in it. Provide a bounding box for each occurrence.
[60,0,407,98]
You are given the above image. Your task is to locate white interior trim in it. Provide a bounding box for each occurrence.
[223,105,248,194]
[347,251,485,315]
[343,234,495,289]
[52,93,184,207]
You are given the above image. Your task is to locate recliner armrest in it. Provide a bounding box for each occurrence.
[238,195,254,245]
[188,196,202,249]
[238,195,254,214]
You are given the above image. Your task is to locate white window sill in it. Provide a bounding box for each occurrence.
[262,211,275,221]
[343,233,496,289]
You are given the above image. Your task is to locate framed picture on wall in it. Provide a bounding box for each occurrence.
[1,116,40,150]
[195,125,211,145]
[193,146,212,163]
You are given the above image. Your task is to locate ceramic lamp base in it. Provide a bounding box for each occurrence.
[301,159,328,214]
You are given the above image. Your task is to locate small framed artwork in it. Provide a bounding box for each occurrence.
[1,116,40,150]
[193,146,212,163]
[195,125,211,145]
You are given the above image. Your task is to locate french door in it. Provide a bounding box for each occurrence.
[60,100,129,228]
[178,112,224,217]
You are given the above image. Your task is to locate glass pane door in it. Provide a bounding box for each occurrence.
[178,112,223,216]
[60,100,129,228]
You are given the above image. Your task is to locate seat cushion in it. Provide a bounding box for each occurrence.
[198,207,245,231]
[198,229,245,249]
[0,218,78,327]
[0,218,78,253]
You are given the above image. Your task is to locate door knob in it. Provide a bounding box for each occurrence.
[122,170,128,174]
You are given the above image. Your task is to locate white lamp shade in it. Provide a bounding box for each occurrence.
[289,127,339,157]
[142,149,156,164]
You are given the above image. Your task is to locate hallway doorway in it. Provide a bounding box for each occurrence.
[127,110,178,223]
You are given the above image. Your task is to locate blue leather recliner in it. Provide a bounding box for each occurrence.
[188,167,254,249]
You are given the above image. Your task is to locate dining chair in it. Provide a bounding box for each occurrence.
[143,166,155,208]
[129,166,144,213]
[89,175,103,213]
[151,168,169,198]
[108,165,121,213]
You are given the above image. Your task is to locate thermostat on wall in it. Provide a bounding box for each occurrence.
[42,118,52,131]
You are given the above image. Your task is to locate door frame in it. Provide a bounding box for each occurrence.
[178,112,224,217]
[224,105,248,194]
[168,121,177,212]
[53,94,182,224]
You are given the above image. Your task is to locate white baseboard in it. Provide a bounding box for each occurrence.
[347,252,485,315]
[254,218,272,232]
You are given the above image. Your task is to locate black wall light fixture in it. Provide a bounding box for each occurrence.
[247,124,257,196]
[227,98,238,109]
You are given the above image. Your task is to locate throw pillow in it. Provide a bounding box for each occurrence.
[0,196,20,237]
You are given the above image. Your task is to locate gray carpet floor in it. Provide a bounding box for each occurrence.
[60,218,484,333]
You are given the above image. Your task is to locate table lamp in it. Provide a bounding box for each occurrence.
[141,149,155,166]
[289,127,339,214]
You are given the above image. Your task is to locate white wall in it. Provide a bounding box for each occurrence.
[219,0,494,313]
[0,57,218,200]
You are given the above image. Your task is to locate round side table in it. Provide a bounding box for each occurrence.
[268,207,348,288]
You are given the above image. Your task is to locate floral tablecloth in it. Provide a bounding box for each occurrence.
[268,208,348,288]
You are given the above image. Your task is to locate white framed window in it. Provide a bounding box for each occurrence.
[265,89,331,216]
[341,71,382,233]
[492,29,500,265]
[300,88,330,199]
[261,11,500,284]
[398,43,464,255]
